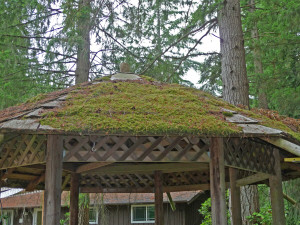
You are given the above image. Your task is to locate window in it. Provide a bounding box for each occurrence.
[131,205,155,223]
[89,208,98,225]
[1,210,14,225]
[32,208,42,225]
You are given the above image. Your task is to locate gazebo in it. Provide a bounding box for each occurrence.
[0,72,299,225]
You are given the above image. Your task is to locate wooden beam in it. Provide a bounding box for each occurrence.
[210,137,227,225]
[70,173,80,225]
[80,183,212,193]
[43,135,63,225]
[269,148,286,225]
[236,173,270,187]
[87,162,209,175]
[5,173,38,181]
[61,174,71,191]
[229,168,242,225]
[261,137,300,157]
[26,173,45,191]
[284,158,300,162]
[76,162,113,173]
[154,171,164,225]
[166,192,176,211]
[1,168,15,180]
[0,133,4,144]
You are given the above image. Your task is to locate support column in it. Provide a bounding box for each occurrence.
[269,148,286,225]
[70,173,80,225]
[154,170,164,225]
[43,135,63,225]
[210,137,227,225]
[229,168,242,225]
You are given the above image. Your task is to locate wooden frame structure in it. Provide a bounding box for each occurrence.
[1,76,299,225]
[1,131,298,225]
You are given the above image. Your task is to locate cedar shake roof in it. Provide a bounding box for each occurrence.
[0,74,299,142]
[0,191,202,208]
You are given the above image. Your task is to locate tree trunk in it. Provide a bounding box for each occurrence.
[240,185,260,225]
[78,193,90,225]
[249,0,268,109]
[218,0,250,108]
[75,0,91,84]
[218,1,259,224]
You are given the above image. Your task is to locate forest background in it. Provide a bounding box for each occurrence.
[0,0,299,224]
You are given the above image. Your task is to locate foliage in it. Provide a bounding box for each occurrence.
[247,205,272,225]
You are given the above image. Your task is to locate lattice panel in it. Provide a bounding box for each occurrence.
[81,173,154,189]
[63,136,209,162]
[0,134,46,169]
[163,171,209,186]
[224,138,275,175]
[80,170,208,190]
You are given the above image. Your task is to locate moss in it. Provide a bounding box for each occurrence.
[99,76,111,81]
[25,93,48,104]
[222,111,234,117]
[139,75,157,82]
[38,80,300,140]
[40,81,241,135]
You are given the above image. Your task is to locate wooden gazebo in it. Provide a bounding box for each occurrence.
[0,73,299,225]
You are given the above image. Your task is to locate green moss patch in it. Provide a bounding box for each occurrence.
[40,80,241,135]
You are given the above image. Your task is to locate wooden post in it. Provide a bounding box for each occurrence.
[269,148,286,225]
[43,135,63,225]
[70,173,80,225]
[210,138,227,225]
[229,168,242,225]
[154,170,164,225]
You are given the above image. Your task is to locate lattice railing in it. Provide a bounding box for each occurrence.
[80,170,209,190]
[224,138,275,175]
[0,134,46,169]
[63,136,209,162]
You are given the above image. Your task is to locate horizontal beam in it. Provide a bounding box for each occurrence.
[76,162,113,173]
[261,137,300,157]
[284,158,300,162]
[87,162,209,175]
[236,173,269,187]
[80,183,211,193]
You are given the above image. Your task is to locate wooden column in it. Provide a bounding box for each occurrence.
[154,171,164,225]
[70,173,80,225]
[210,137,227,225]
[229,168,242,225]
[43,135,63,225]
[269,148,286,225]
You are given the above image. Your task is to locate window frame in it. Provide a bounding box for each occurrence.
[32,208,42,225]
[1,209,14,225]
[131,205,155,224]
[89,208,98,225]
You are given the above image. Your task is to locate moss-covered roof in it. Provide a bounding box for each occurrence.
[0,75,299,140]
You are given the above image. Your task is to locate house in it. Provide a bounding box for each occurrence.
[0,190,209,225]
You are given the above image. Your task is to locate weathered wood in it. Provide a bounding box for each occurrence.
[0,119,40,130]
[43,135,63,225]
[70,173,80,225]
[79,183,217,193]
[154,171,164,225]
[61,174,71,191]
[229,168,242,225]
[226,114,258,124]
[76,162,113,173]
[5,173,38,181]
[261,137,300,157]
[26,173,45,191]
[236,172,269,186]
[166,192,176,211]
[239,124,282,135]
[87,162,209,175]
[210,138,227,225]
[41,100,61,108]
[269,148,286,225]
